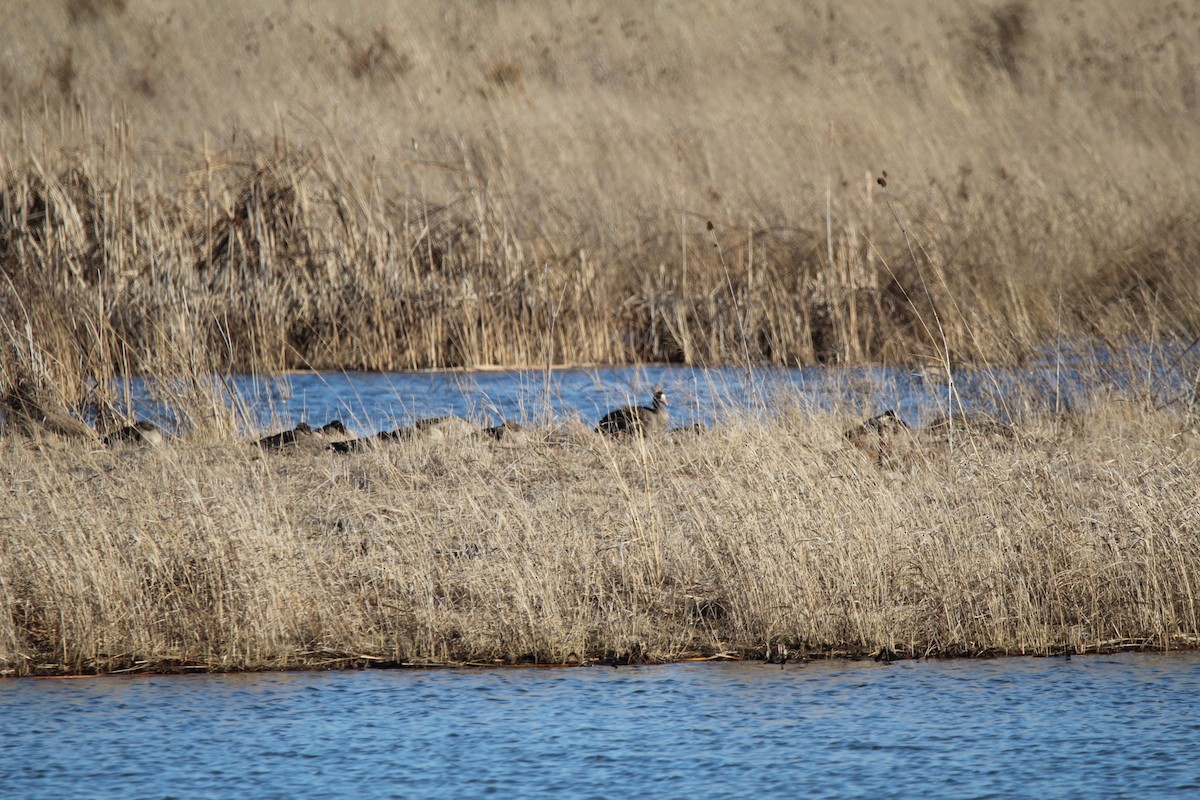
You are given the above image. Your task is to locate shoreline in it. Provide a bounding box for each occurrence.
[16,639,1200,680]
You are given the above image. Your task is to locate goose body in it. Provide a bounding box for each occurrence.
[482,420,525,441]
[845,409,909,461]
[595,389,670,437]
[378,416,476,442]
[104,420,166,447]
[331,416,474,452]
[411,416,477,440]
[257,420,348,450]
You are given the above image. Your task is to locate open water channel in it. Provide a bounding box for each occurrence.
[4,655,1200,798]
[117,342,1194,436]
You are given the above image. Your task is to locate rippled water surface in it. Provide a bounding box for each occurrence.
[119,341,1195,436]
[4,655,1200,799]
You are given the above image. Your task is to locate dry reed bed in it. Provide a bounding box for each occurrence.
[3,0,1200,392]
[2,400,1198,676]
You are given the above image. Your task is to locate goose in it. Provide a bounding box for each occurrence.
[595,388,670,437]
[256,420,348,450]
[256,421,313,449]
[374,416,476,443]
[331,416,473,452]
[409,416,476,440]
[482,420,525,441]
[103,420,166,447]
[844,409,909,461]
[330,435,369,454]
[331,425,408,452]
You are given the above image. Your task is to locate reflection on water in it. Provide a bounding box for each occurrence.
[3,654,1199,798]
[119,341,1196,436]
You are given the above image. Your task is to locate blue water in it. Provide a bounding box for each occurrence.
[3,655,1199,799]
[113,339,1197,437]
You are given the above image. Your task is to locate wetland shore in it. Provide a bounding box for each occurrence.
[3,399,1198,677]
[3,1,1200,676]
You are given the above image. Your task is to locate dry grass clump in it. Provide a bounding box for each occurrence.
[2,0,1200,378]
[1,397,1197,675]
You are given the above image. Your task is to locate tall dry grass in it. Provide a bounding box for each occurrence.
[2,1,1200,675]
[2,0,1199,399]
[1,397,1198,675]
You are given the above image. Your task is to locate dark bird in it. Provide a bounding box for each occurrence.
[330,435,368,454]
[481,420,525,441]
[845,409,908,439]
[595,388,670,437]
[256,420,348,450]
[844,409,910,462]
[874,646,899,664]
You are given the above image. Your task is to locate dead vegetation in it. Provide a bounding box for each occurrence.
[1,397,1197,676]
[1,0,1198,384]
[2,0,1200,675]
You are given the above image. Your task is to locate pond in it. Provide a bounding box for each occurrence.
[3,654,1199,798]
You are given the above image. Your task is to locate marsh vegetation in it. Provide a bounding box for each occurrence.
[3,396,1199,676]
[2,0,1199,674]
[4,0,1200,384]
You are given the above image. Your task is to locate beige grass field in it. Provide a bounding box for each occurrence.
[2,1,1200,675]
[2,398,1199,676]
